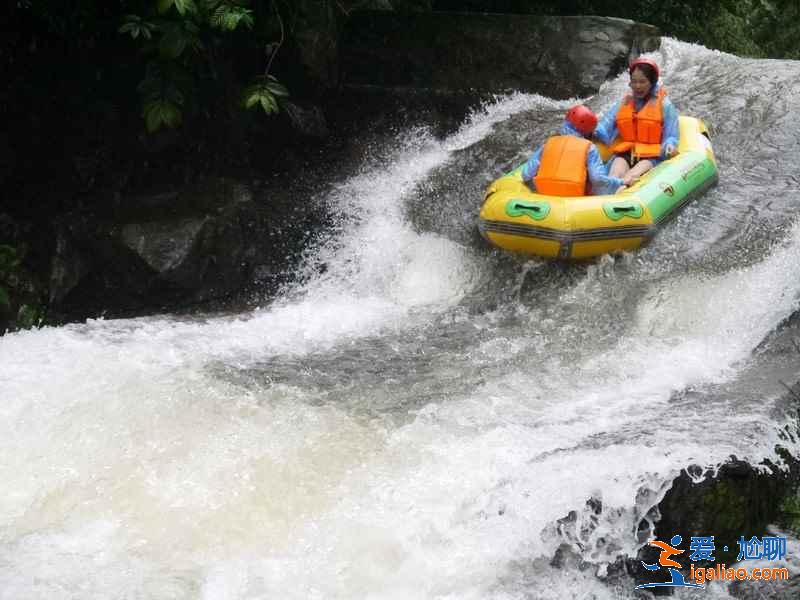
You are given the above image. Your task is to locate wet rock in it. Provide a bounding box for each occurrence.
[49,224,90,305]
[626,457,800,588]
[0,131,13,186]
[283,101,330,138]
[340,13,661,98]
[292,0,340,92]
[653,460,791,563]
[0,214,47,333]
[46,177,326,322]
[359,0,393,9]
[121,218,208,275]
[730,570,800,599]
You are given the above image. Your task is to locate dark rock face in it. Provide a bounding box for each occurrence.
[623,457,799,591]
[650,460,791,565]
[0,214,47,333]
[340,12,661,98]
[283,101,331,138]
[292,0,341,93]
[46,178,326,322]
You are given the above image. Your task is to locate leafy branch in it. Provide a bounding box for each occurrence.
[137,61,189,132]
[119,15,157,40]
[242,0,288,115]
[243,75,288,114]
[157,0,198,16]
[119,0,287,133]
[210,3,254,31]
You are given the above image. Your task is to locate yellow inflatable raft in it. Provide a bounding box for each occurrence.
[477,116,718,260]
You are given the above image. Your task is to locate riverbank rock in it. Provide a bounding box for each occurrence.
[0,214,47,333]
[619,455,800,590]
[46,178,325,322]
[340,12,661,98]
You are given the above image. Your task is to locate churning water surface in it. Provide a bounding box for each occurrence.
[2,39,800,599]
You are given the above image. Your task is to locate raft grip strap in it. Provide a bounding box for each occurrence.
[505,199,551,221]
[603,201,644,221]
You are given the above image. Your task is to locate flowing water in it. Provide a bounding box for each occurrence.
[3,39,800,599]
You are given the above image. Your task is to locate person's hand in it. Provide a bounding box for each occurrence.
[622,173,638,186]
[664,144,676,158]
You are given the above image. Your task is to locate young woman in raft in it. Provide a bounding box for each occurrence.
[593,58,680,192]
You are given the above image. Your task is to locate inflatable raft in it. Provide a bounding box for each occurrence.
[477,116,718,260]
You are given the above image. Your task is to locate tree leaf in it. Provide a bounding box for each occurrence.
[163,103,182,127]
[144,100,182,132]
[173,0,197,16]
[211,5,254,31]
[159,25,191,58]
[119,15,156,40]
[265,80,289,97]
[244,93,261,109]
[157,0,174,14]
[144,104,161,132]
[244,86,277,114]
[259,94,278,114]
[243,75,290,115]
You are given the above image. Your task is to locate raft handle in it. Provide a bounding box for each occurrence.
[603,201,644,221]
[505,199,551,221]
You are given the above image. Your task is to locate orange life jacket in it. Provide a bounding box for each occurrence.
[534,135,591,197]
[611,87,666,159]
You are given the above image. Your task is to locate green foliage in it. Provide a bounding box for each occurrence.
[137,61,188,131]
[749,0,800,60]
[244,75,289,114]
[119,15,157,40]
[158,0,198,16]
[139,62,186,133]
[158,19,202,59]
[138,61,190,102]
[700,7,763,58]
[144,98,183,131]
[121,0,288,133]
[210,4,255,31]
[779,489,800,535]
[25,0,800,139]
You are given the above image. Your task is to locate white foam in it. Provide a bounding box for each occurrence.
[3,46,800,599]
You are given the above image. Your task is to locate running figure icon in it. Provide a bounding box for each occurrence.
[636,535,705,589]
